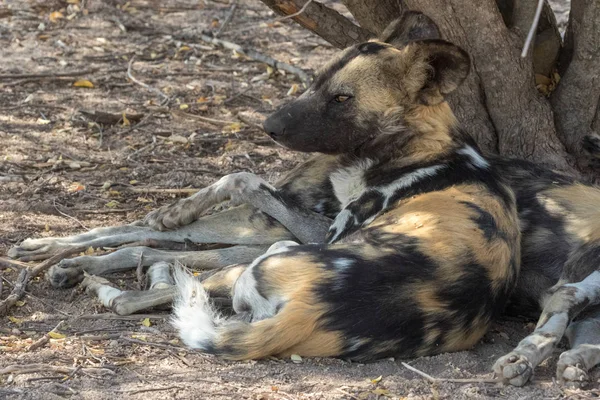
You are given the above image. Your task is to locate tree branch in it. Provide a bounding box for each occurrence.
[259,0,371,48]
[340,0,404,35]
[551,0,600,176]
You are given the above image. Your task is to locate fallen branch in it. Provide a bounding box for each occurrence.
[127,56,170,105]
[0,364,115,376]
[187,36,311,86]
[0,246,89,316]
[0,269,30,315]
[0,257,30,270]
[171,109,237,125]
[215,2,237,37]
[0,68,99,80]
[115,386,183,395]
[128,187,199,195]
[77,313,168,320]
[401,362,499,384]
[28,320,65,352]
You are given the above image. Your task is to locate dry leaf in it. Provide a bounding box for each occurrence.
[136,197,152,203]
[179,104,189,110]
[68,182,85,192]
[15,301,26,307]
[224,122,242,133]
[73,79,94,88]
[85,247,94,255]
[49,11,64,22]
[371,375,382,384]
[105,200,119,208]
[48,331,66,339]
[290,354,302,363]
[8,316,23,324]
[45,223,50,232]
[122,112,130,126]
[129,180,138,185]
[287,84,299,96]
[372,388,390,396]
[210,18,219,28]
[141,318,151,327]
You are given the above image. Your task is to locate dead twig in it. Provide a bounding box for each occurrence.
[171,109,237,125]
[115,385,183,394]
[54,200,89,230]
[401,362,499,384]
[0,364,115,376]
[0,269,30,315]
[0,246,88,316]
[273,0,313,22]
[215,2,237,37]
[187,36,311,86]
[77,313,168,320]
[27,320,66,352]
[127,187,199,195]
[127,56,170,105]
[0,68,100,80]
[0,257,30,270]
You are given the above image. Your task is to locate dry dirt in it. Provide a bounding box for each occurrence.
[1,0,598,399]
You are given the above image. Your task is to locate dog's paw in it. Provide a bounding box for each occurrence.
[557,350,591,388]
[143,199,198,231]
[493,352,534,387]
[48,262,85,288]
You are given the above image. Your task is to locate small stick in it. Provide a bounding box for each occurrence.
[171,109,237,125]
[0,68,100,80]
[0,258,29,270]
[127,56,170,105]
[0,269,30,315]
[54,200,89,230]
[215,2,237,37]
[28,320,66,352]
[128,187,199,195]
[273,0,313,22]
[187,37,311,86]
[521,0,545,58]
[115,385,183,394]
[0,364,114,376]
[77,313,168,320]
[401,362,499,384]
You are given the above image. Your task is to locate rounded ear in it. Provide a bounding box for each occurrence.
[413,40,471,105]
[380,11,441,47]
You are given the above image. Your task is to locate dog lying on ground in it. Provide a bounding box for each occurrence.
[7,11,600,388]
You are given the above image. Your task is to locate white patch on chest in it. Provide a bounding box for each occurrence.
[329,159,375,207]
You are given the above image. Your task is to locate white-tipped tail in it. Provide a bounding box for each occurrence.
[171,265,222,349]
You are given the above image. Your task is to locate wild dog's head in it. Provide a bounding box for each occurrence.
[263,12,470,155]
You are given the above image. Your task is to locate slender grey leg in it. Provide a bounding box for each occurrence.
[82,262,176,316]
[493,271,600,386]
[556,306,600,387]
[49,245,268,288]
[9,205,295,261]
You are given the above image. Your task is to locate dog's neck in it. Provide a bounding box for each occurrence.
[352,102,463,168]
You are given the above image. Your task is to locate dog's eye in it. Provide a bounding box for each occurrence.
[334,95,351,103]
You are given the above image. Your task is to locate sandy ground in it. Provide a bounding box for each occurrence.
[1,0,598,399]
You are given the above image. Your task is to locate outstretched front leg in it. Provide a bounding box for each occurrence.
[144,172,333,244]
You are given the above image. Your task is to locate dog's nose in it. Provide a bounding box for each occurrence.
[263,115,286,139]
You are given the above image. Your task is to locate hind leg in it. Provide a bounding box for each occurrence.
[556,306,600,387]
[493,271,600,386]
[48,245,268,288]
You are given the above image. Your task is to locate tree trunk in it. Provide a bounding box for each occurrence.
[259,0,600,178]
[551,0,600,176]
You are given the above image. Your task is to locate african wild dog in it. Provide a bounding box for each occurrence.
[8,13,521,361]
[8,11,600,386]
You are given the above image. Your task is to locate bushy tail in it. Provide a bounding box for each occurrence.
[171,267,316,360]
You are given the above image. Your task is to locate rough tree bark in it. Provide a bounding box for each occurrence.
[257,0,600,179]
[551,0,600,172]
